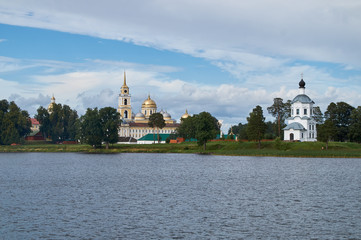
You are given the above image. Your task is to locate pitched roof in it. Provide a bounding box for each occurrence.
[30,118,40,125]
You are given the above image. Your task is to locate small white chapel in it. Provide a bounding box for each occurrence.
[283,77,317,142]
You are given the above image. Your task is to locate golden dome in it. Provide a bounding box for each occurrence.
[181,109,190,119]
[48,95,56,112]
[142,95,157,108]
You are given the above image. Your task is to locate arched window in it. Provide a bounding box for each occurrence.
[124,110,128,119]
[290,133,294,141]
[124,99,127,105]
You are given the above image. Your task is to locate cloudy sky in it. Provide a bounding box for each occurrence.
[1,0,361,132]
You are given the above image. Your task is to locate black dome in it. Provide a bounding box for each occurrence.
[299,79,305,88]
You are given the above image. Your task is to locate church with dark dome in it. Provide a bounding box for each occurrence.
[117,72,188,140]
[283,77,317,141]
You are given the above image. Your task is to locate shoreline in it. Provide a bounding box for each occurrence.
[1,141,361,158]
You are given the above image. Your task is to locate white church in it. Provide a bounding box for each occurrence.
[283,78,317,142]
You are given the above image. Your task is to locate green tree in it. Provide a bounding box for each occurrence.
[35,104,79,142]
[35,106,51,139]
[317,119,336,150]
[177,116,196,140]
[267,98,291,138]
[62,105,78,140]
[312,106,324,124]
[228,123,248,140]
[238,123,248,140]
[0,100,31,145]
[324,102,354,142]
[148,112,166,143]
[194,112,219,150]
[49,103,64,142]
[349,106,361,143]
[177,112,219,150]
[247,105,267,149]
[78,108,103,148]
[99,107,120,149]
[264,121,277,139]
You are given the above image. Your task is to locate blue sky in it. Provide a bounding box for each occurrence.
[1,0,361,132]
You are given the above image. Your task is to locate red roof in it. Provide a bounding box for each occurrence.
[30,118,40,125]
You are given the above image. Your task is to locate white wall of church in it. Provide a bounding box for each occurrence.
[284,129,302,141]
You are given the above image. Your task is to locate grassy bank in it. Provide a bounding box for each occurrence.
[1,140,361,158]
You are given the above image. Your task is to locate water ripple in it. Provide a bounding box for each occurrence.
[1,153,361,239]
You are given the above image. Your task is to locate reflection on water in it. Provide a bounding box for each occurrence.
[1,153,361,239]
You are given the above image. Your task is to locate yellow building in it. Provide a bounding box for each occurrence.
[117,73,184,140]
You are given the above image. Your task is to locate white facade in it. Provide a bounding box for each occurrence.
[284,79,317,142]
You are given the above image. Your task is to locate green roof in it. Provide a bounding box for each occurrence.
[138,133,171,141]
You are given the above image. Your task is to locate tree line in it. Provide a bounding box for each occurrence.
[36,104,121,149]
[0,100,31,145]
[2,97,360,149]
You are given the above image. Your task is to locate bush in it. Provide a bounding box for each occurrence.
[273,137,289,150]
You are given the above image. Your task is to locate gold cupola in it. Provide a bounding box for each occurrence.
[141,94,157,118]
[142,95,157,108]
[181,109,190,119]
[47,94,56,113]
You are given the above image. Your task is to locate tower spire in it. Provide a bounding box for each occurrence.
[123,71,127,86]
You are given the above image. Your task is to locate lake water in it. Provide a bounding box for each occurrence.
[1,153,361,239]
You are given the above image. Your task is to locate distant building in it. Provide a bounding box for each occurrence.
[117,72,187,141]
[25,118,45,141]
[283,78,317,141]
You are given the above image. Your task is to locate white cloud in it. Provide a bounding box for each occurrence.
[1,0,361,68]
[8,93,50,116]
[1,0,361,131]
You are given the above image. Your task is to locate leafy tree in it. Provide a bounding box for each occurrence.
[177,116,196,140]
[324,102,354,142]
[49,103,64,142]
[349,106,361,143]
[194,112,219,150]
[62,105,78,140]
[148,112,166,143]
[264,121,277,139]
[177,112,219,150]
[35,104,79,142]
[317,119,336,150]
[78,107,120,149]
[247,105,267,149]
[0,100,31,145]
[228,123,248,140]
[78,108,103,148]
[267,98,291,138]
[238,123,248,140]
[35,106,51,139]
[312,106,324,124]
[99,107,120,149]
[0,99,9,113]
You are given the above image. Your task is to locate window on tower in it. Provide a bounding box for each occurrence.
[296,109,300,115]
[124,99,127,105]
[304,109,307,115]
[124,110,128,119]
